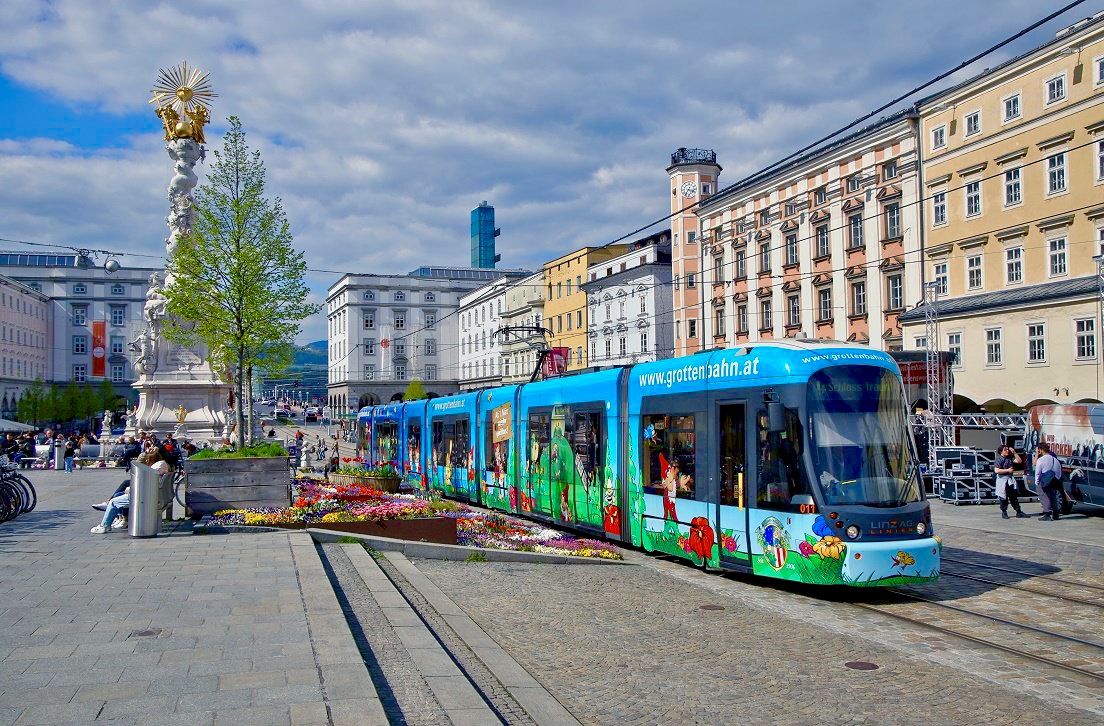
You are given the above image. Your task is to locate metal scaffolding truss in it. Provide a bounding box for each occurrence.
[922,282,954,470]
[912,413,1026,430]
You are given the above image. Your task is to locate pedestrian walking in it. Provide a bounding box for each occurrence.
[994,445,1027,519]
[1033,442,1064,521]
[63,436,77,473]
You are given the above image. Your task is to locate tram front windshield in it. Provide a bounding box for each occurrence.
[808,367,920,507]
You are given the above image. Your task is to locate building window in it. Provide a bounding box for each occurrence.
[364,364,376,380]
[364,312,375,329]
[688,319,697,338]
[1049,238,1067,276]
[760,300,772,330]
[847,175,861,193]
[933,262,948,296]
[787,294,800,327]
[363,290,375,301]
[73,335,87,354]
[73,364,86,383]
[110,283,125,295]
[759,209,770,225]
[640,332,648,352]
[967,255,983,289]
[1003,93,1021,121]
[814,187,827,205]
[847,213,863,249]
[395,311,406,329]
[884,203,900,239]
[618,337,627,356]
[1006,247,1023,284]
[111,335,124,354]
[817,288,832,322]
[425,313,436,329]
[364,338,376,354]
[932,192,946,226]
[687,273,696,288]
[394,291,405,302]
[1004,168,1021,206]
[964,111,981,137]
[1098,140,1104,181]
[986,328,1003,366]
[715,309,726,337]
[914,337,928,350]
[605,303,611,320]
[604,339,612,359]
[567,314,573,331]
[815,225,830,258]
[1027,323,1046,363]
[424,292,435,302]
[886,274,904,310]
[688,231,697,244]
[110,306,125,326]
[425,364,437,381]
[395,340,406,356]
[850,281,867,316]
[784,202,798,217]
[1047,153,1066,194]
[947,333,962,368]
[735,250,746,279]
[965,181,982,216]
[72,306,87,326]
[932,125,946,150]
[785,234,798,265]
[737,304,748,333]
[1076,319,1097,360]
[1098,55,1104,85]
[883,160,898,180]
[1046,74,1066,104]
[73,283,87,295]
[395,364,406,381]
[759,242,772,273]
[110,363,125,383]
[425,339,436,355]
[714,255,724,281]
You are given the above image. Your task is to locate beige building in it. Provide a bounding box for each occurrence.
[901,15,1104,412]
[542,245,628,372]
[500,271,546,384]
[693,112,922,349]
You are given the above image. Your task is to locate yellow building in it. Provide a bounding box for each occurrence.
[901,15,1104,412]
[542,245,628,371]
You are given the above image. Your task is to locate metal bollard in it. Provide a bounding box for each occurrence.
[129,462,162,538]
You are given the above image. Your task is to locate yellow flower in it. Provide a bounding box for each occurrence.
[812,535,846,559]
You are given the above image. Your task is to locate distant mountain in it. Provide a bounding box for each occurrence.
[294,341,327,367]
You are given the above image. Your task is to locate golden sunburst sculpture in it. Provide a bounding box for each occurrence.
[149,61,217,144]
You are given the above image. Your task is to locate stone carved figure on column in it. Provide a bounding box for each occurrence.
[129,327,158,376]
[144,271,169,336]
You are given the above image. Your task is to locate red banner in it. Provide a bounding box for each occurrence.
[91,320,106,378]
[542,347,569,378]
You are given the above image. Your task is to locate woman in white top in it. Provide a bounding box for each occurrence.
[91,448,168,533]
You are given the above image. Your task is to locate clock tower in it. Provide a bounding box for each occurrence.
[667,148,721,357]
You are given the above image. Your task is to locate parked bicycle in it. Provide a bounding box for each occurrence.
[0,455,37,523]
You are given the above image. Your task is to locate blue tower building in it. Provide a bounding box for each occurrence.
[470,201,501,269]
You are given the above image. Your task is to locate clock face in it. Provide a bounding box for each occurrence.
[681,181,698,198]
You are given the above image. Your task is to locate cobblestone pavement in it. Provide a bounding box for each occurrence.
[0,468,369,726]
[417,558,1101,725]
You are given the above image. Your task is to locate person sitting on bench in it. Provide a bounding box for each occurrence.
[90,449,169,534]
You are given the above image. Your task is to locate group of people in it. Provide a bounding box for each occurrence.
[89,431,188,534]
[994,442,1074,521]
[3,429,102,472]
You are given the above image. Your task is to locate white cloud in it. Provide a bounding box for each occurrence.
[0,0,1083,344]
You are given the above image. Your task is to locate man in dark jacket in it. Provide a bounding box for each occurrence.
[120,437,142,471]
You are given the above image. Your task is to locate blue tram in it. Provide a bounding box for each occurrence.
[357,341,940,586]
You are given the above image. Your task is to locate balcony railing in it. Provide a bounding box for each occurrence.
[670,148,717,165]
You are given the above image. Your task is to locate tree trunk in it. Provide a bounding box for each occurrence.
[234,356,246,450]
[245,365,254,445]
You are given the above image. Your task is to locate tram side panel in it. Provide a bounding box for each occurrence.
[400,401,428,492]
[476,385,520,513]
[426,393,480,503]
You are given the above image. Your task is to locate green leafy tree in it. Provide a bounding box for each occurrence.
[164,116,320,448]
[96,380,117,411]
[402,380,427,401]
[16,380,46,425]
[43,384,62,425]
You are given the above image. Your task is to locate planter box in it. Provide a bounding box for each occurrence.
[313,516,456,544]
[186,456,291,516]
[330,473,401,494]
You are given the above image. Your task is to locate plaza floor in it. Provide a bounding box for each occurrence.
[3,467,1104,725]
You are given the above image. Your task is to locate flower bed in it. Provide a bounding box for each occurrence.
[210,478,622,560]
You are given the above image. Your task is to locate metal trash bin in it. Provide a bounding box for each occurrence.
[129,462,162,538]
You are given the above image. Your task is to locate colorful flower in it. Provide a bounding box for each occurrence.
[812,535,845,559]
[722,535,738,553]
[798,540,814,558]
[811,516,833,538]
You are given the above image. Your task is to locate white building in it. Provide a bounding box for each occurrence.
[583,229,673,367]
[0,251,157,402]
[0,274,51,419]
[458,275,531,391]
[326,266,527,412]
[500,271,546,384]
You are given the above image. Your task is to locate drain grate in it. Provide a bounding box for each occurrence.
[699,604,726,611]
[844,661,879,671]
[128,628,164,638]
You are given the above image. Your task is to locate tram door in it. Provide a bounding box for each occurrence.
[716,403,751,565]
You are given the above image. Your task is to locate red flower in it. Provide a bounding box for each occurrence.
[342,457,351,463]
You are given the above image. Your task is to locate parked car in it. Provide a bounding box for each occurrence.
[304,411,319,423]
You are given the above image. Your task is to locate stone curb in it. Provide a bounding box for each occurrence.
[380,551,583,726]
[287,533,389,725]
[307,528,633,565]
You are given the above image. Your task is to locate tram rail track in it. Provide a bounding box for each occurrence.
[938,566,1104,608]
[942,554,1104,594]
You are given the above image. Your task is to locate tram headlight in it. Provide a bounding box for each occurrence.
[916,521,927,536]
[845,524,860,540]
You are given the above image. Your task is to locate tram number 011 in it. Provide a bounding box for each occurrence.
[798,503,817,514]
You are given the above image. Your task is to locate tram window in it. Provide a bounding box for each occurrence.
[451,418,470,468]
[376,422,397,463]
[406,421,421,470]
[431,421,452,468]
[485,413,508,474]
[642,413,696,500]
[570,411,602,492]
[526,412,552,507]
[718,404,746,506]
[431,416,470,469]
[756,407,812,510]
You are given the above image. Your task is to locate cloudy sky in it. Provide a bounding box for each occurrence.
[0,0,1094,343]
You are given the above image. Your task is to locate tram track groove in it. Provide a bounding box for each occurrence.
[938,567,1104,608]
[941,554,1104,594]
